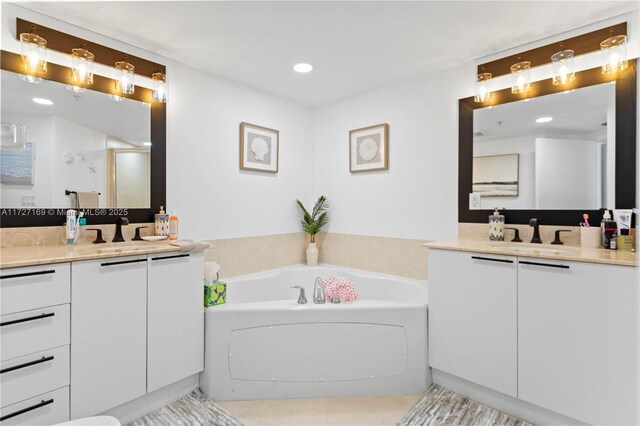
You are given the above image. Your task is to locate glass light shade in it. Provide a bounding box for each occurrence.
[19,32,47,75]
[600,35,628,74]
[152,71,168,103]
[551,49,575,86]
[18,74,44,84]
[1,123,27,151]
[66,84,86,94]
[474,72,492,103]
[115,60,135,95]
[510,61,531,94]
[71,47,95,85]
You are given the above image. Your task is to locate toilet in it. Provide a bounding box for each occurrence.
[55,416,121,426]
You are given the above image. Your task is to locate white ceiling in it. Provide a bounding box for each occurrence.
[1,70,151,146]
[474,82,614,143]
[20,1,639,107]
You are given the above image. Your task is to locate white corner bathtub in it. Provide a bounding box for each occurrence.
[200,264,430,401]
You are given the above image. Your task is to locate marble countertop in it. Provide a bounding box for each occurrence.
[0,241,182,269]
[424,239,637,267]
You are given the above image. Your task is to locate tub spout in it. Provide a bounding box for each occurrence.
[291,285,307,304]
[313,277,326,304]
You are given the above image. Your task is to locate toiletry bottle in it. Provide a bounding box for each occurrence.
[66,210,77,244]
[169,211,179,240]
[601,210,611,247]
[489,208,505,241]
[604,220,618,250]
[155,205,170,237]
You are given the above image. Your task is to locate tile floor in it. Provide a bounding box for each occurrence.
[217,394,423,426]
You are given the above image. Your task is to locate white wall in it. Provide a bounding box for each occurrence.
[1,3,313,241]
[311,65,473,241]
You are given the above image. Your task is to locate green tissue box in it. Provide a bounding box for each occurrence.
[204,281,226,307]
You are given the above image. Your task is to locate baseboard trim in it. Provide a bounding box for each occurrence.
[432,369,585,426]
[99,375,200,424]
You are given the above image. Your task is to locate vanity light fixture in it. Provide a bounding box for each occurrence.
[293,63,313,73]
[18,74,44,84]
[474,70,492,103]
[535,116,553,123]
[108,94,125,102]
[19,24,47,76]
[510,58,531,94]
[71,42,95,86]
[32,97,53,106]
[551,44,575,86]
[115,57,135,95]
[66,84,86,94]
[151,67,168,103]
[600,29,628,75]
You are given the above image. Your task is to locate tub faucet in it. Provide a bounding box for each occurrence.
[313,277,326,304]
[529,218,542,244]
[291,285,307,304]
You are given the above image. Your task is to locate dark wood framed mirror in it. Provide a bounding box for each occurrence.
[458,60,636,226]
[0,50,166,227]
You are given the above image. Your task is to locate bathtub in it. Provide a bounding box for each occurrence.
[200,264,429,400]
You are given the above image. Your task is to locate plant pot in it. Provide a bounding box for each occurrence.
[306,242,319,266]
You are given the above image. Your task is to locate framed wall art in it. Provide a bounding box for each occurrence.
[349,123,388,172]
[240,122,279,173]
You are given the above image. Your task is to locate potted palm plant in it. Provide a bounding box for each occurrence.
[296,196,329,266]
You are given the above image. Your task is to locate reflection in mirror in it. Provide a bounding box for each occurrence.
[473,82,615,210]
[0,70,151,209]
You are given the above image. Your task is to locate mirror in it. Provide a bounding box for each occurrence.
[473,82,615,210]
[0,69,151,209]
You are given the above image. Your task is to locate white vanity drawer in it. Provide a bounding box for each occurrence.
[1,345,70,408]
[1,263,70,315]
[0,386,69,426]
[1,304,70,361]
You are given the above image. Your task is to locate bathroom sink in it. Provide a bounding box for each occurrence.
[488,243,577,255]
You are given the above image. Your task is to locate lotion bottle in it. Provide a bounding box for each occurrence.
[155,205,170,237]
[169,211,179,240]
[489,208,505,241]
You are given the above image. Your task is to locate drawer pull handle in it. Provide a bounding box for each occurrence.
[519,260,570,269]
[1,355,55,374]
[0,398,54,422]
[471,256,514,264]
[0,270,55,280]
[151,253,190,261]
[100,258,147,267]
[0,312,55,327]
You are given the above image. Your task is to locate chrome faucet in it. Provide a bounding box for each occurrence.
[313,277,326,304]
[291,285,307,304]
[529,218,542,244]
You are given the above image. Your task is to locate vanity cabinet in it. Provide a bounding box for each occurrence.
[428,248,639,425]
[71,256,148,419]
[428,249,518,397]
[518,257,638,425]
[0,264,72,426]
[147,252,204,392]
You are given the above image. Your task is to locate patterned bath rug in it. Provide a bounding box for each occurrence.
[129,389,243,426]
[398,384,532,426]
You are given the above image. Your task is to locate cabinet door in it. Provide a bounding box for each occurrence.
[518,258,638,425]
[147,252,204,392]
[428,249,517,397]
[71,256,148,419]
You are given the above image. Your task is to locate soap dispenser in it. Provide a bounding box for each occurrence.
[155,206,169,237]
[489,208,505,241]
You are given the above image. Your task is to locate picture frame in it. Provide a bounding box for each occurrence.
[349,123,389,172]
[472,153,519,197]
[240,122,279,173]
[0,142,35,185]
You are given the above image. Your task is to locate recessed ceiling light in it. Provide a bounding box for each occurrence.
[536,116,553,123]
[143,141,152,146]
[293,63,313,73]
[32,97,53,105]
